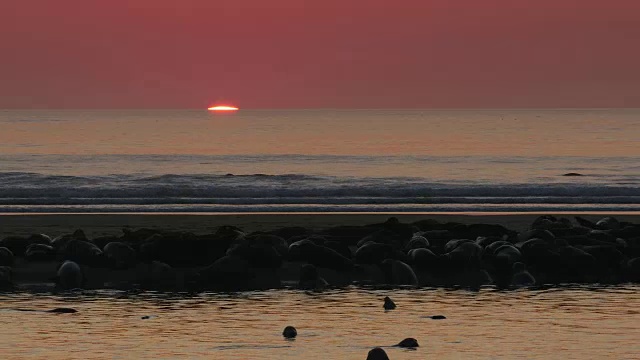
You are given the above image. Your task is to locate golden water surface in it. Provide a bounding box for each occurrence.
[1,286,639,359]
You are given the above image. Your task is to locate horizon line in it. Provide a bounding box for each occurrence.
[2,107,640,111]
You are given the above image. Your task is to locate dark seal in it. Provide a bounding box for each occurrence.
[395,338,419,348]
[367,347,390,360]
[383,296,396,310]
[282,326,297,339]
[48,308,78,314]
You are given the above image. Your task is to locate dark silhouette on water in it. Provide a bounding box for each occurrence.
[395,338,419,348]
[383,296,396,310]
[48,307,78,314]
[367,347,390,360]
[282,326,297,339]
[11,307,77,314]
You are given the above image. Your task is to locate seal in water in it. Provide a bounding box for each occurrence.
[367,347,390,360]
[395,338,419,348]
[383,296,396,310]
[12,307,77,314]
[282,326,297,339]
[48,308,78,314]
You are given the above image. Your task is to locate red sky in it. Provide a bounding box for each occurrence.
[1,0,639,109]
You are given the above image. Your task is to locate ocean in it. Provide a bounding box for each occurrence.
[0,109,638,213]
[1,286,639,359]
[2,109,639,360]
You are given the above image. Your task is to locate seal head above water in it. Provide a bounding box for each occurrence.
[367,347,390,360]
[395,338,419,348]
[383,296,396,310]
[282,326,297,339]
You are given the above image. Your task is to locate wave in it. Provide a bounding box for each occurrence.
[1,204,639,213]
[0,172,638,212]
[1,172,639,197]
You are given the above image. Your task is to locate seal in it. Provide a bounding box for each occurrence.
[226,241,283,269]
[0,266,13,290]
[366,347,390,360]
[445,241,483,268]
[292,241,353,271]
[383,296,396,310]
[404,235,430,251]
[355,242,394,265]
[596,217,620,230]
[59,240,103,266]
[395,338,419,348]
[0,233,52,257]
[197,255,252,291]
[56,260,84,290]
[282,326,297,339]
[494,245,523,266]
[408,248,438,270]
[380,259,418,286]
[511,262,536,287]
[103,242,137,269]
[298,263,329,290]
[0,247,15,266]
[11,308,78,314]
[25,243,56,262]
[48,308,78,314]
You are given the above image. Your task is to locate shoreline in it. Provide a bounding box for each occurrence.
[2,213,640,237]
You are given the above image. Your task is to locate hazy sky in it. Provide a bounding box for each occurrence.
[1,0,639,109]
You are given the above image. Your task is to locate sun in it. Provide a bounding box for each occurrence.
[208,105,239,111]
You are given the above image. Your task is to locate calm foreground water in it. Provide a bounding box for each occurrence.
[1,286,639,359]
[0,109,638,213]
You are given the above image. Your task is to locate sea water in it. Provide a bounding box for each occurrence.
[0,109,638,213]
[1,110,639,360]
[1,286,639,359]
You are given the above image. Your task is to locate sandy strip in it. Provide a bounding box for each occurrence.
[2,213,639,238]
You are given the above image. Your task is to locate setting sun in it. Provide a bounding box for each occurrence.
[208,105,239,111]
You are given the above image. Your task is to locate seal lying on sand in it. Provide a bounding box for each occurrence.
[0,266,13,290]
[0,247,15,266]
[380,259,418,286]
[56,260,84,290]
[298,264,329,290]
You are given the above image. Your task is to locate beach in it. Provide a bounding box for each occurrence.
[3,213,640,237]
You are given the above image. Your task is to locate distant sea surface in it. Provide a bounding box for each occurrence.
[0,109,638,213]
